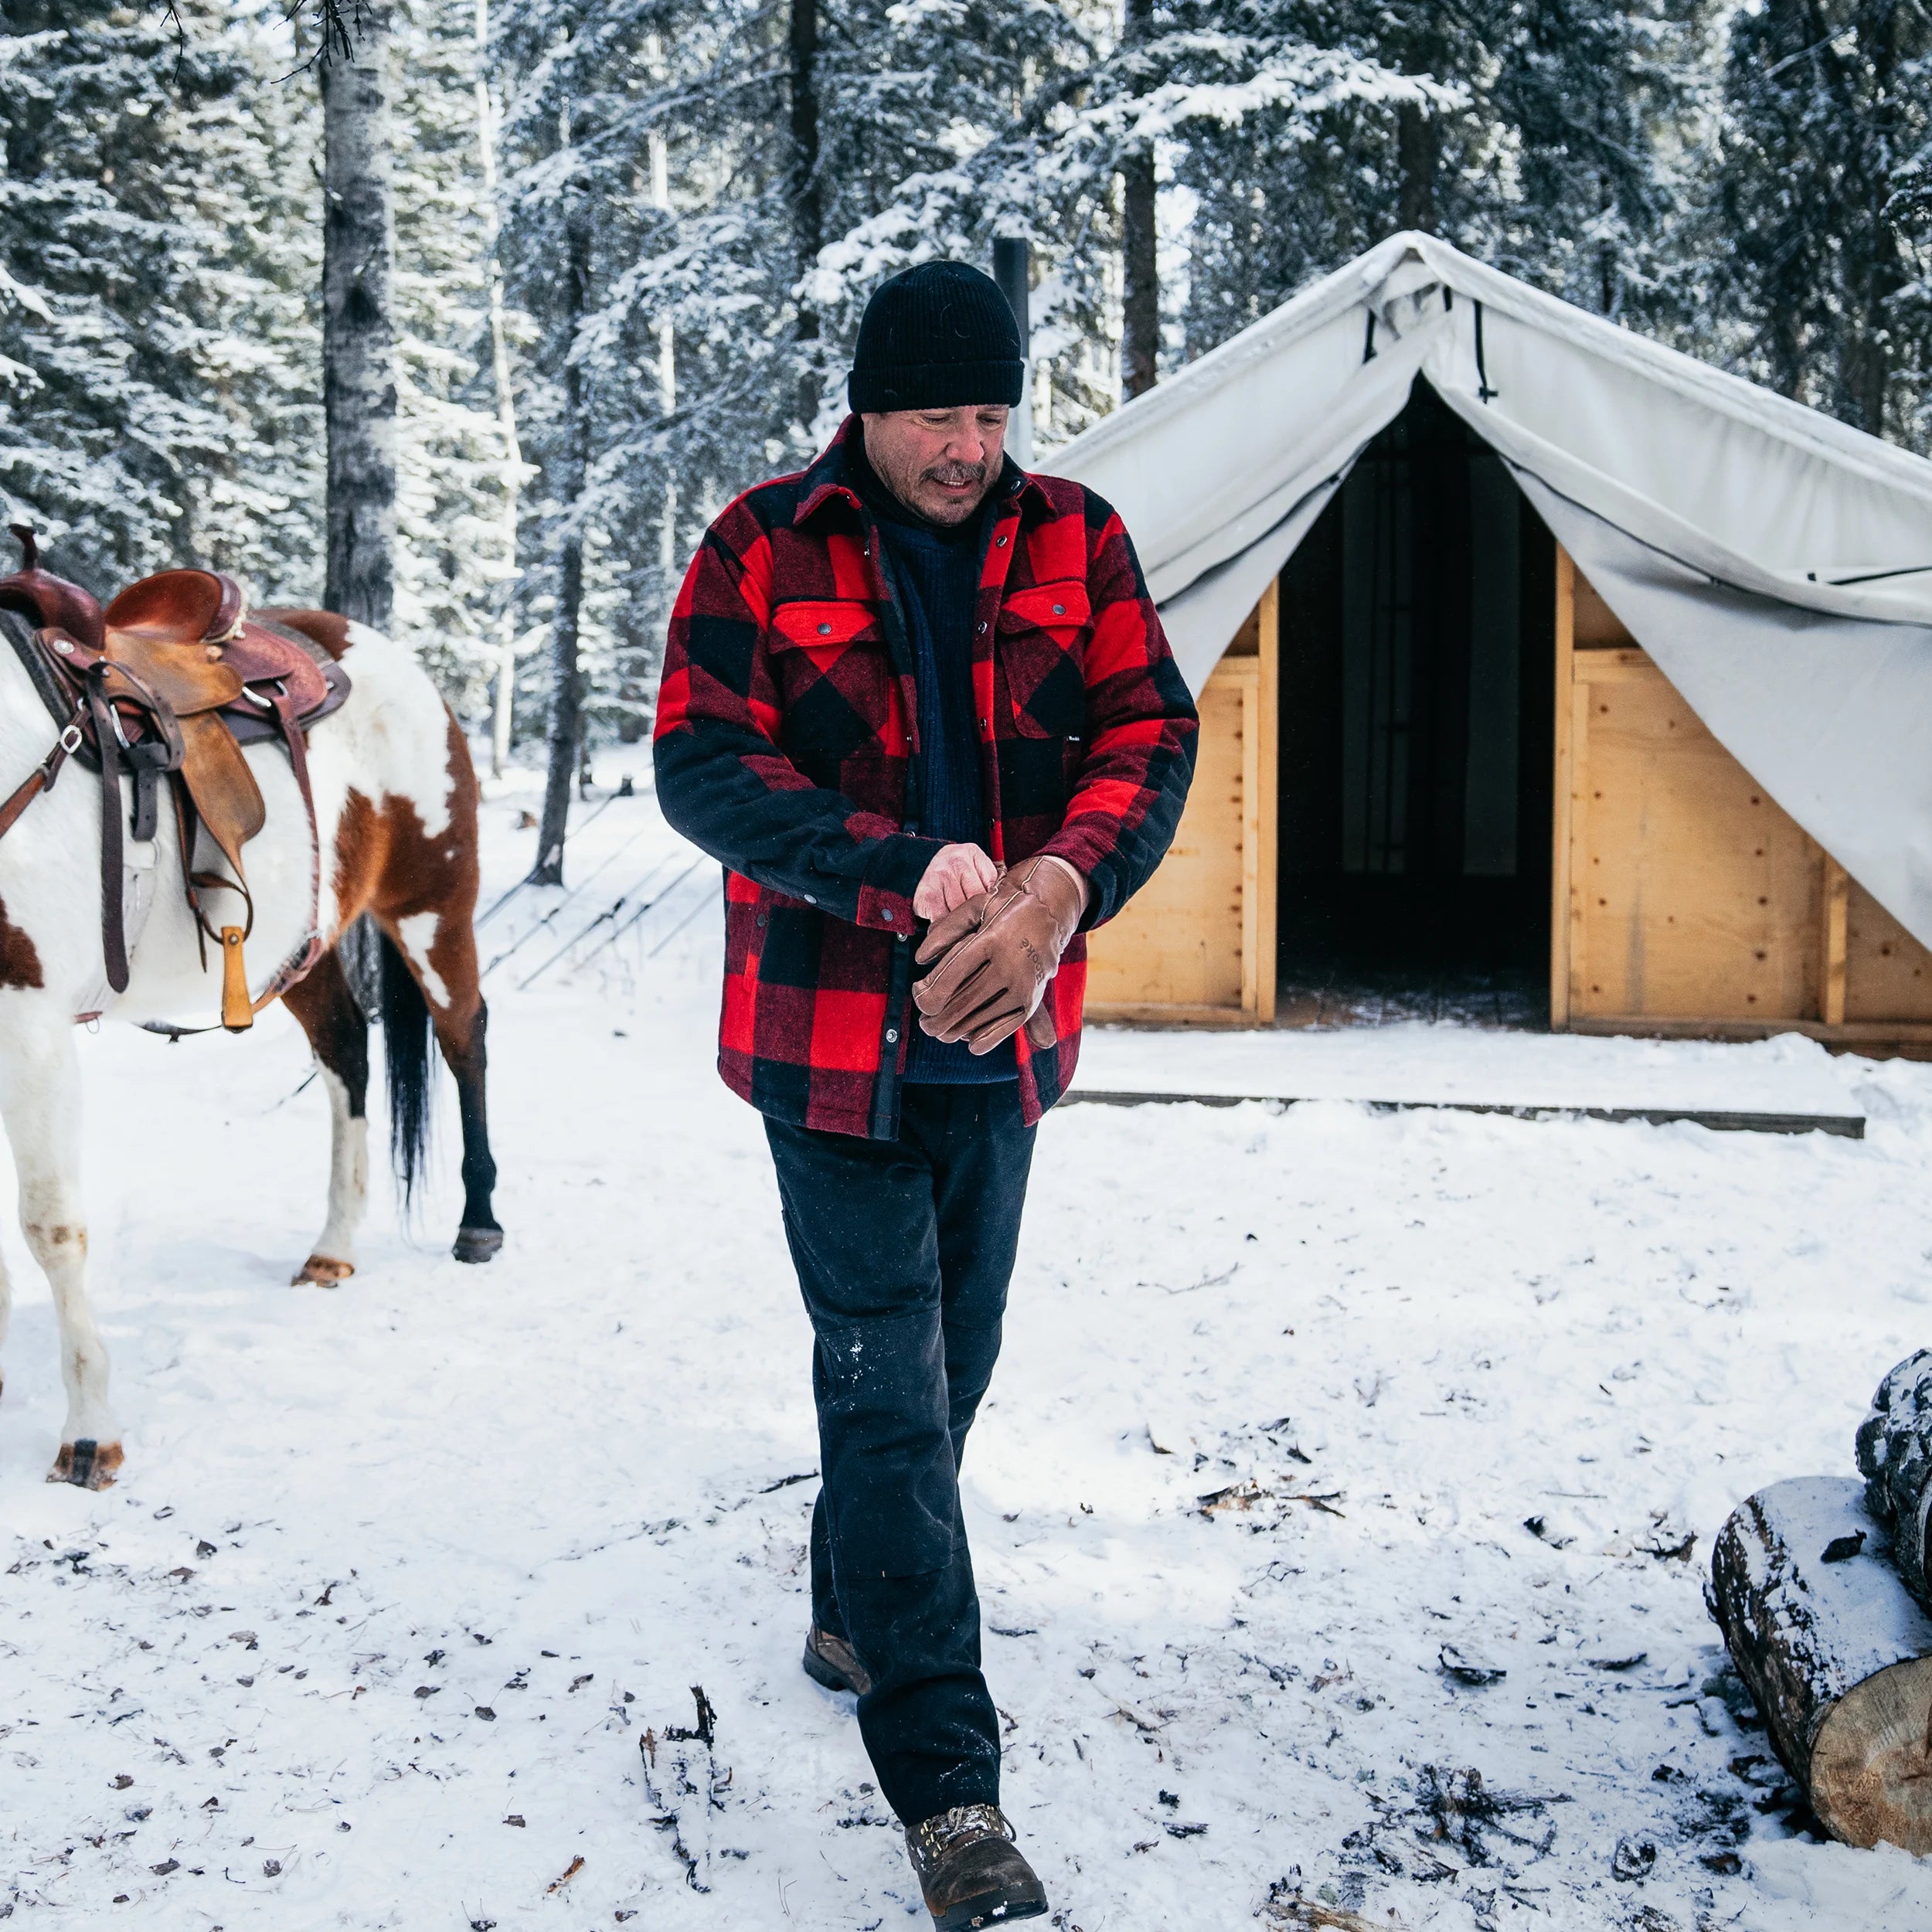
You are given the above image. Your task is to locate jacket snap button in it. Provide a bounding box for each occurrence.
[885,1027,899,1044]
[817,621,832,635]
[1052,603,1065,616]
[804,893,817,905]
[976,621,987,634]
[996,535,1008,547]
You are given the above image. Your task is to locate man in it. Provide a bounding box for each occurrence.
[654,260,1196,1927]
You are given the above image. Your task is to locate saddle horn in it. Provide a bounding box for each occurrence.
[0,524,106,652]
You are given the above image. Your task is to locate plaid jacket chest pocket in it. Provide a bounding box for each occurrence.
[997,581,1090,740]
[767,600,894,777]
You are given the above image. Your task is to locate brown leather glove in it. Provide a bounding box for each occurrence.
[913,854,1088,1054]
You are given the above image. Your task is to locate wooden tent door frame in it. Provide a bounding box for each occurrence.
[1080,580,1278,1025]
[1549,546,1577,1029]
[1243,578,1280,1022]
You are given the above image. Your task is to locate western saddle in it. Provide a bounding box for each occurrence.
[0,528,350,1029]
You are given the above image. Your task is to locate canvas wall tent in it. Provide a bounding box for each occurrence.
[1048,231,1932,1049]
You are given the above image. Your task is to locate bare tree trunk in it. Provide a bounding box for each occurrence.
[790,0,821,428]
[321,5,396,631]
[1119,0,1158,402]
[1844,0,1901,437]
[533,205,591,887]
[474,0,522,779]
[1396,102,1440,236]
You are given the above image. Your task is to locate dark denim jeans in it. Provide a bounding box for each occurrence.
[764,1080,1036,1825]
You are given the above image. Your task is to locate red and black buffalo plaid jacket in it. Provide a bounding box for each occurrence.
[653,418,1199,1140]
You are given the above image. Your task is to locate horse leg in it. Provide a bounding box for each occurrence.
[441,994,501,1264]
[283,950,370,1286]
[0,1019,120,1486]
[378,911,502,1264]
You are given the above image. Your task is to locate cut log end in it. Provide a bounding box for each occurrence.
[1811,1655,1932,1853]
[1709,1476,1932,1855]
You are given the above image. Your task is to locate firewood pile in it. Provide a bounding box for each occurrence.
[1706,1351,1932,1854]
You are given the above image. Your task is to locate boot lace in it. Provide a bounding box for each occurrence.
[910,1804,1013,1869]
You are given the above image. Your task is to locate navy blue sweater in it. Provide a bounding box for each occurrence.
[859,451,1015,1084]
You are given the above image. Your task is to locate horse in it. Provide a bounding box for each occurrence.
[0,566,502,1490]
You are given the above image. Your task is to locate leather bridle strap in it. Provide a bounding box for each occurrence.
[84,663,129,993]
[0,713,83,841]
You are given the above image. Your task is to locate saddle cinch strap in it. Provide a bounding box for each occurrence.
[0,529,350,1029]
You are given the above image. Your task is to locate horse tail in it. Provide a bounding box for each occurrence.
[379,929,435,1206]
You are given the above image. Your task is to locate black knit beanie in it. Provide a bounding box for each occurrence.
[848,260,1024,413]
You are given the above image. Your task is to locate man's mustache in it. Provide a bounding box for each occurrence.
[923,461,987,488]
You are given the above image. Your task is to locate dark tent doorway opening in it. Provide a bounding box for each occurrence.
[1274,380,1557,1025]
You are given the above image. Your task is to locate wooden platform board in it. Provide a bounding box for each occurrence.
[1061,1089,1863,1138]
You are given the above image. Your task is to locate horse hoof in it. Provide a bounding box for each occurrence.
[453,1225,503,1264]
[294,1254,355,1286]
[49,1438,123,1489]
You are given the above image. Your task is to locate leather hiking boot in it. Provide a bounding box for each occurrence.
[801,1624,872,1696]
[904,1804,1048,1929]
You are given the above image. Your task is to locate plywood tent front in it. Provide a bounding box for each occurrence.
[1049,232,1932,1049]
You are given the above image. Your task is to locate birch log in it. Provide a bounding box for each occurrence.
[321,3,396,631]
[1708,1475,1932,1852]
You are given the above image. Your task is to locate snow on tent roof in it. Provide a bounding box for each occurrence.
[1045,230,1932,955]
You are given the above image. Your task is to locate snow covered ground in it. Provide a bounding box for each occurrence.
[5,752,1932,1931]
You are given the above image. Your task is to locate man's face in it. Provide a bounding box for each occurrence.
[861,405,1009,525]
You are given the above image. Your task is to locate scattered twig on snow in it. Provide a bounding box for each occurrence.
[1199,1479,1345,1520]
[1411,1765,1567,1866]
[1259,1883,1405,1930]
[1438,1646,1507,1687]
[1158,1263,1238,1295]
[760,1471,818,1494]
[666,1685,717,1747]
[545,1855,585,1894]
[1638,1517,1697,1562]
[641,1686,732,1893]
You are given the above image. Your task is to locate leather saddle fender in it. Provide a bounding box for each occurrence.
[103,575,264,877]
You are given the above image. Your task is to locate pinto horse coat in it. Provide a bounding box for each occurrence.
[0,604,501,1488]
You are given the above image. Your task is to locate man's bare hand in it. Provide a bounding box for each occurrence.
[913,842,998,920]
